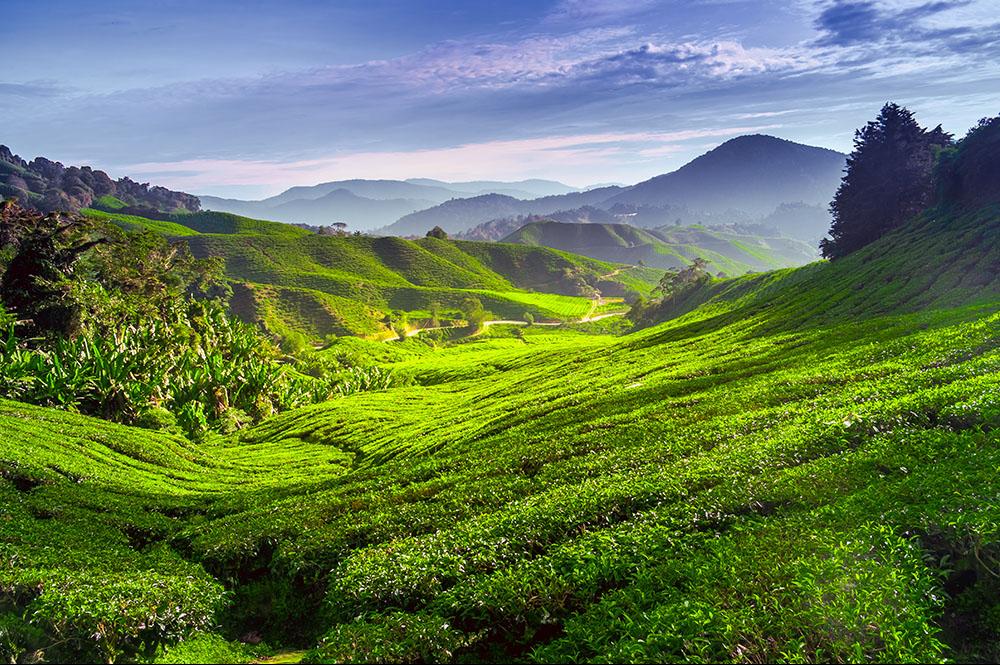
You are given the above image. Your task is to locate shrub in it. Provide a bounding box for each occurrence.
[154,633,263,664]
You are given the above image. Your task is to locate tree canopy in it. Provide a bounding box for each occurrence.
[821,103,952,260]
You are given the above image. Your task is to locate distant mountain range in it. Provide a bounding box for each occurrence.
[4,134,846,247]
[199,178,582,229]
[200,135,845,237]
[503,221,818,276]
[378,187,625,236]
[380,135,845,240]
[201,188,438,229]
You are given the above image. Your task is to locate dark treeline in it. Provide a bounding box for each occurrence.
[822,103,999,259]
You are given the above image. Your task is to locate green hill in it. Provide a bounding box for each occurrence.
[80,208,656,340]
[634,204,998,330]
[504,220,818,275]
[4,196,998,662]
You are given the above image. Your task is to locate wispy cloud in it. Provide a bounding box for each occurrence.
[545,0,659,24]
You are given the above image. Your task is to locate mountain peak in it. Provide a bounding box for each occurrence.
[709,133,844,157]
[607,135,847,215]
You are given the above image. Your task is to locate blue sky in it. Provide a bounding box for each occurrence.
[3,0,999,198]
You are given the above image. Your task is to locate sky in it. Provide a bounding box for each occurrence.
[3,0,999,198]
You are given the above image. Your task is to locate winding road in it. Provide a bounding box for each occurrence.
[383,296,627,342]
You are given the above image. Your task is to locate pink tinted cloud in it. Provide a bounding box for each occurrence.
[124,125,780,194]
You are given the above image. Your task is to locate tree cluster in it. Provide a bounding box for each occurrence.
[821,103,952,259]
[935,115,1000,210]
[0,199,224,338]
[654,257,710,300]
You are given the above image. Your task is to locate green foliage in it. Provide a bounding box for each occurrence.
[305,613,474,663]
[94,195,127,210]
[0,299,305,435]
[0,206,398,437]
[628,257,712,324]
[461,296,487,332]
[654,256,710,299]
[0,189,997,663]
[154,633,265,664]
[0,203,110,336]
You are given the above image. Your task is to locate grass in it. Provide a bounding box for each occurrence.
[475,290,597,319]
[1,203,997,662]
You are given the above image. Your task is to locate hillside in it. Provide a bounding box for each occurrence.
[504,220,818,274]
[184,232,650,337]
[0,145,199,213]
[3,197,997,663]
[605,135,846,216]
[457,205,759,242]
[456,210,610,242]
[80,206,654,340]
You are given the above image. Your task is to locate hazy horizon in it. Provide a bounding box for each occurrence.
[4,0,999,198]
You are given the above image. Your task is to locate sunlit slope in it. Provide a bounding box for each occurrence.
[504,220,819,275]
[0,399,354,661]
[642,204,999,335]
[185,233,624,332]
[5,203,997,662]
[84,207,314,239]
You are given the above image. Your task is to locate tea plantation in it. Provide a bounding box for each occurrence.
[1,200,997,662]
[81,205,656,341]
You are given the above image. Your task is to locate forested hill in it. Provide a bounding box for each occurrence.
[0,145,200,214]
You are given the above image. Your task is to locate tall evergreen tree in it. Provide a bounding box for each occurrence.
[821,103,952,259]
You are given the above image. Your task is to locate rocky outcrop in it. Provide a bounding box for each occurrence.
[0,145,200,214]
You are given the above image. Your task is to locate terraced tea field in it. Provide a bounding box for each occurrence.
[79,205,654,341]
[2,204,998,663]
